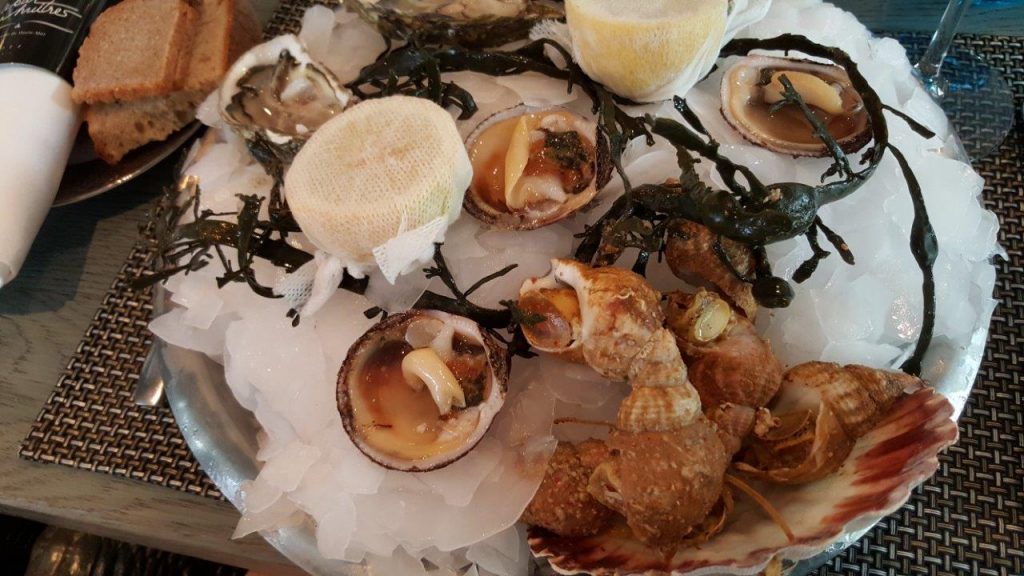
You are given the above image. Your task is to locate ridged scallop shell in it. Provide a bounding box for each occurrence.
[530,385,957,574]
[617,385,702,434]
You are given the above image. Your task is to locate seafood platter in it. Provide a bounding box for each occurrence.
[144,0,1001,574]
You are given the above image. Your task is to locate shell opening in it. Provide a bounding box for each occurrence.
[518,287,582,353]
[671,289,733,344]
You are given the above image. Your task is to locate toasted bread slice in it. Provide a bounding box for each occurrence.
[85,91,206,164]
[72,0,199,105]
[84,0,261,164]
[185,0,261,92]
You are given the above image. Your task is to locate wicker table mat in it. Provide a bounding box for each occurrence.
[19,3,1024,574]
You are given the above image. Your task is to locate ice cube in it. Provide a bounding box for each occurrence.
[314,494,357,560]
[367,547,428,576]
[299,5,335,63]
[233,496,302,539]
[466,526,529,576]
[495,72,583,107]
[445,71,519,106]
[537,355,618,407]
[240,478,282,515]
[171,273,225,330]
[149,309,231,358]
[320,8,387,84]
[417,436,503,507]
[259,439,321,492]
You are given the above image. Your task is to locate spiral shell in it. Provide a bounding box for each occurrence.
[617,385,702,434]
[588,422,729,552]
[520,259,663,380]
[788,362,914,438]
[521,441,614,537]
[667,290,782,411]
[665,218,758,318]
[738,362,919,484]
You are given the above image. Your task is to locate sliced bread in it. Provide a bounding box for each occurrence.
[84,90,206,164]
[72,0,199,105]
[82,0,261,164]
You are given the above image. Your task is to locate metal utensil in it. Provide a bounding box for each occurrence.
[133,340,166,406]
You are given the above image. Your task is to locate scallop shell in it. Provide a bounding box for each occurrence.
[529,385,957,575]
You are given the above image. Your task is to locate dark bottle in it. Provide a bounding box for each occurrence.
[0,0,107,80]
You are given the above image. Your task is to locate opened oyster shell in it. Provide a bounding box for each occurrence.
[337,310,508,472]
[220,34,352,164]
[344,0,563,47]
[464,107,612,230]
[721,55,871,157]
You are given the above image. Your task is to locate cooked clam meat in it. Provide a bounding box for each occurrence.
[338,311,507,471]
[721,56,870,156]
[464,108,610,230]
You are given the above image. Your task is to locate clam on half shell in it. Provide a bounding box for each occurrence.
[219,34,353,163]
[337,310,508,472]
[464,106,613,231]
[721,55,871,157]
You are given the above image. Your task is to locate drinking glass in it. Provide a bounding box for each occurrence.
[913,0,1016,161]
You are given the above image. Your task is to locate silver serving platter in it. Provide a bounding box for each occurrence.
[157,232,993,576]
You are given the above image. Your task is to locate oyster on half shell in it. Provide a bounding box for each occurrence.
[344,0,563,47]
[721,56,871,157]
[337,310,508,472]
[220,34,353,164]
[464,107,612,230]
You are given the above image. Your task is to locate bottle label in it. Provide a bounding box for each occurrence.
[0,0,106,80]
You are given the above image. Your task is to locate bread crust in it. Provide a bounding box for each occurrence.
[72,0,199,105]
[78,0,261,164]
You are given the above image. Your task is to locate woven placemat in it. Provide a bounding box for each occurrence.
[19,5,1024,575]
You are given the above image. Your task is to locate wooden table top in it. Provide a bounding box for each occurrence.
[1,0,1021,573]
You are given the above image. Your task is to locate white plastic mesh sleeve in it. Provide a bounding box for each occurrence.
[272,250,344,317]
[284,95,471,282]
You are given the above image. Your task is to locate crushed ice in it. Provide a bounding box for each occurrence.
[150,1,1000,574]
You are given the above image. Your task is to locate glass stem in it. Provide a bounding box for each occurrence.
[915,0,972,100]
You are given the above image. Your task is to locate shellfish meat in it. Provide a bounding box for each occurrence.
[464,107,612,230]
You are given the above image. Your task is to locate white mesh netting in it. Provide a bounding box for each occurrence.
[284,95,472,282]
